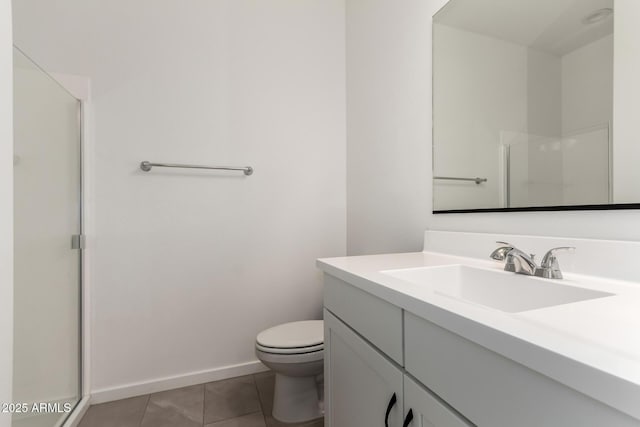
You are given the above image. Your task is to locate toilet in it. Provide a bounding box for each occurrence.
[255,320,324,423]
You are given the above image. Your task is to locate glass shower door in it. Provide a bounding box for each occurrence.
[12,47,82,427]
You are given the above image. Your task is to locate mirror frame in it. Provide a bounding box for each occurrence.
[433,203,640,215]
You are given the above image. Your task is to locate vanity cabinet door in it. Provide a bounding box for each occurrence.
[324,309,404,427]
[403,375,473,427]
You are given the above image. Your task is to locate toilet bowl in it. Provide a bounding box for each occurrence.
[255,320,324,423]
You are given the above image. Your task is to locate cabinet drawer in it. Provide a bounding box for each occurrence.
[324,273,403,365]
[404,312,639,427]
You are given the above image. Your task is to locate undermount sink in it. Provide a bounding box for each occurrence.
[382,265,613,313]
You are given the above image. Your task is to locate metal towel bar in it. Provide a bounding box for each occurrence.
[434,176,487,184]
[140,161,253,176]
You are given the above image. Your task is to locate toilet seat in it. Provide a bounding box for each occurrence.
[255,346,324,364]
[256,342,323,355]
[257,320,323,350]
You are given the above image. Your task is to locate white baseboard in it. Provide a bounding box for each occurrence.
[90,360,268,404]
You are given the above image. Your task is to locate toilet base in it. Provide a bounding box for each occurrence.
[272,373,323,423]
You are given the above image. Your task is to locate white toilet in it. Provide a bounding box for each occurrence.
[255,320,324,423]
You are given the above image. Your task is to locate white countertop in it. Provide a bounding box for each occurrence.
[317,251,640,420]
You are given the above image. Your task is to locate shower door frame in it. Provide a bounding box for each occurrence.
[63,94,91,427]
[19,63,91,426]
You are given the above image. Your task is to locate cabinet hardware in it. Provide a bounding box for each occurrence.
[385,392,397,427]
[403,409,414,427]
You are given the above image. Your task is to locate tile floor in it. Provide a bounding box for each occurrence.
[78,372,323,427]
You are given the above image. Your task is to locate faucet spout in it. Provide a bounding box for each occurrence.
[505,248,538,276]
[490,242,513,261]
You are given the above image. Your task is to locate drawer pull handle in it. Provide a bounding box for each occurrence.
[385,393,397,427]
[403,409,414,427]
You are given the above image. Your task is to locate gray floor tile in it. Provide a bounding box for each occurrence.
[141,384,204,427]
[205,411,266,427]
[253,372,275,416]
[78,395,149,427]
[205,375,261,424]
[77,373,322,427]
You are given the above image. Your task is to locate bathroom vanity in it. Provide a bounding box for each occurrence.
[318,231,640,427]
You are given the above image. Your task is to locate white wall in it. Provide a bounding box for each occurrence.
[13,0,346,397]
[432,24,527,211]
[560,34,612,206]
[561,34,613,135]
[0,0,13,425]
[527,49,561,138]
[346,0,432,254]
[525,49,563,207]
[347,0,640,256]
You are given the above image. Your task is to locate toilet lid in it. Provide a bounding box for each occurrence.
[257,320,323,349]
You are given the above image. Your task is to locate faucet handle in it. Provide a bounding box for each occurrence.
[490,241,514,261]
[536,247,575,279]
[540,247,575,268]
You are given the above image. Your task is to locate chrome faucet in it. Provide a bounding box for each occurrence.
[490,241,538,275]
[490,242,575,279]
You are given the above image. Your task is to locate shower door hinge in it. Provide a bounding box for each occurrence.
[71,234,86,250]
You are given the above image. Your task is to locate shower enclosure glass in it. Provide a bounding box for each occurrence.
[12,47,82,427]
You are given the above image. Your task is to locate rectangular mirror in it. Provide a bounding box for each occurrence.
[431,0,631,213]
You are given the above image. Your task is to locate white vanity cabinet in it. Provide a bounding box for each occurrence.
[324,274,473,427]
[323,273,640,427]
[324,310,404,427]
[324,309,470,427]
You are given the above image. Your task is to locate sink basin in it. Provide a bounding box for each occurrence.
[382,265,613,313]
